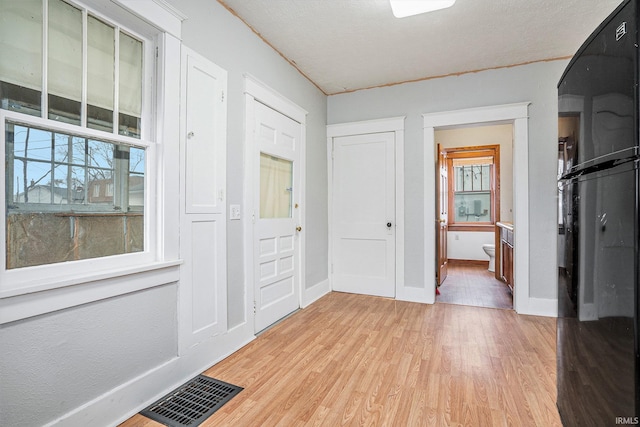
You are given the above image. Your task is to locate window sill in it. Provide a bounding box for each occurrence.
[0,259,182,324]
[448,224,496,232]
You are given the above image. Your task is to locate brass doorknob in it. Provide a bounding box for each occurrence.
[296,226,302,232]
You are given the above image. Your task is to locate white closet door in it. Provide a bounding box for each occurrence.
[332,132,396,298]
[179,48,227,353]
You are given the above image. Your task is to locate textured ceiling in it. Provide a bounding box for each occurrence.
[219,0,623,95]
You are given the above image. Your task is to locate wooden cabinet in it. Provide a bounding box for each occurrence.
[497,222,514,292]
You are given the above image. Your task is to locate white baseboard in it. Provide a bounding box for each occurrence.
[301,278,330,308]
[518,297,558,317]
[49,323,255,427]
[396,283,434,304]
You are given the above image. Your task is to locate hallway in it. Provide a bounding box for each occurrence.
[437,261,513,310]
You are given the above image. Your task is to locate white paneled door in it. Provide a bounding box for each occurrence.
[254,101,301,333]
[332,132,395,297]
[179,49,227,353]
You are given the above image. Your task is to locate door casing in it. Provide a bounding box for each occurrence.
[423,103,537,314]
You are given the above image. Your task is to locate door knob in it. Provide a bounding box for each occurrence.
[386,222,392,228]
[296,226,302,232]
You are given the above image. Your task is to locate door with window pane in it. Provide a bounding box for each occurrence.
[254,101,301,333]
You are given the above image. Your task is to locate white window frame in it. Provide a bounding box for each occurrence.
[1,109,157,294]
[0,0,184,323]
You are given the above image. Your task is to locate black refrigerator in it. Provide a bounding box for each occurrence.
[557,0,640,425]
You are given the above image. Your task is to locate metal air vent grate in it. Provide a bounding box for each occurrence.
[139,375,243,427]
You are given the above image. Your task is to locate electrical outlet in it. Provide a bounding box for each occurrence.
[230,204,241,220]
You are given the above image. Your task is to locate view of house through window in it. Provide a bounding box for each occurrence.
[5,121,145,269]
[1,0,148,270]
[445,146,499,230]
[453,158,492,222]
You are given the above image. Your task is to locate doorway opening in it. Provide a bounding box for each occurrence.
[435,124,514,310]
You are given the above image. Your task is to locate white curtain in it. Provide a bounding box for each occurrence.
[260,153,293,219]
[119,32,142,117]
[87,16,115,110]
[48,0,82,101]
[0,0,43,90]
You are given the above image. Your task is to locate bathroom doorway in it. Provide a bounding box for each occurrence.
[435,123,514,310]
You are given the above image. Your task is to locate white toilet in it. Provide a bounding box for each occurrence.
[482,243,495,272]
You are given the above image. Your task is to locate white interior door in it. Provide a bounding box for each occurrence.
[254,101,301,332]
[332,132,395,297]
[179,49,227,353]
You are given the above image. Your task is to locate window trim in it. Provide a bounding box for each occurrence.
[0,0,161,297]
[0,0,183,325]
[444,145,500,232]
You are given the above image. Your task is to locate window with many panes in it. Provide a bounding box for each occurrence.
[445,146,500,231]
[1,0,153,275]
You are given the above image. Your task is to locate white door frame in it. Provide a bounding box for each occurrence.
[423,103,534,314]
[243,75,307,332]
[327,117,406,300]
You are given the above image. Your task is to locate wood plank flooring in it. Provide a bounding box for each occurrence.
[437,261,513,310]
[121,292,560,427]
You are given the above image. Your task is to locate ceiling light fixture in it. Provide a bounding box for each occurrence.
[389,0,456,18]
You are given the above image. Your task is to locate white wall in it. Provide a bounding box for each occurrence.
[0,1,328,426]
[448,231,494,261]
[328,59,565,301]
[0,285,178,426]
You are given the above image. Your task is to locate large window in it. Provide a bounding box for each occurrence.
[1,0,153,280]
[445,145,500,231]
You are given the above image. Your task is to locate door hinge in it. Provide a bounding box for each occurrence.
[155,46,159,58]
[221,91,225,103]
[253,301,257,314]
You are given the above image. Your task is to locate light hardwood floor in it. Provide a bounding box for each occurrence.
[437,261,513,310]
[121,292,560,426]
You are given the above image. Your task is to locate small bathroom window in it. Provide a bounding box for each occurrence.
[442,145,499,231]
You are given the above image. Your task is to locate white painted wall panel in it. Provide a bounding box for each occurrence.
[190,220,221,333]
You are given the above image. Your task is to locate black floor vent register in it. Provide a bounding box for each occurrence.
[139,375,243,427]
